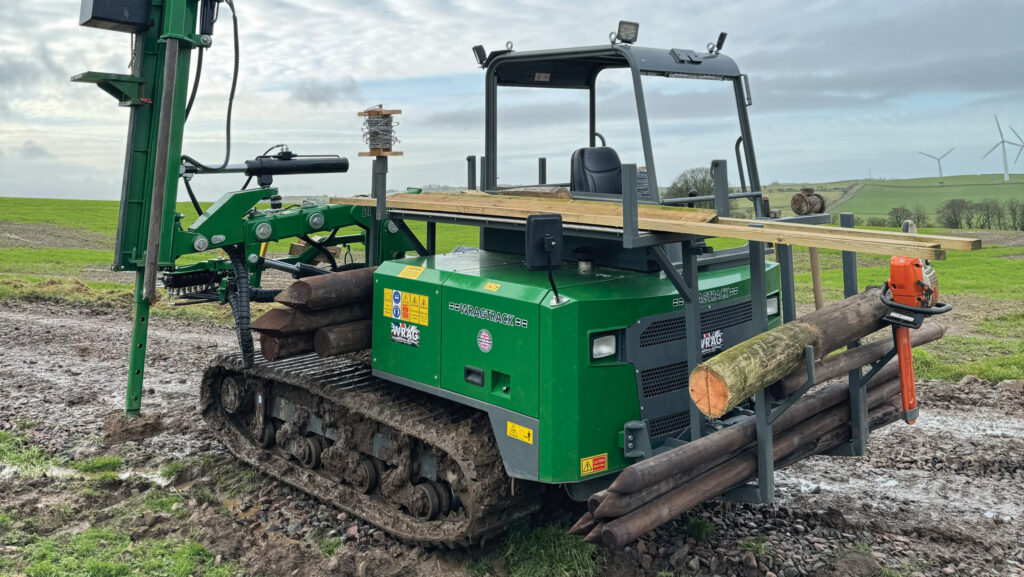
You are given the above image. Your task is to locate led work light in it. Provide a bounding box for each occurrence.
[616,21,639,44]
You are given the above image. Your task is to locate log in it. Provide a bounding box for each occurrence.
[770,321,944,398]
[260,333,314,361]
[790,190,826,215]
[274,266,377,311]
[314,320,373,358]
[582,522,606,545]
[251,301,372,337]
[601,364,899,515]
[689,287,888,418]
[568,512,598,536]
[599,391,903,549]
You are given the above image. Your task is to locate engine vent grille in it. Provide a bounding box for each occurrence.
[700,301,753,331]
[648,411,691,437]
[639,317,686,347]
[640,361,689,398]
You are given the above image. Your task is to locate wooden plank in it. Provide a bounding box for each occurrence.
[358,150,403,157]
[328,193,953,260]
[717,217,980,251]
[332,193,718,223]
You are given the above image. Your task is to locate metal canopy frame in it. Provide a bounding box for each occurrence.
[481,44,761,202]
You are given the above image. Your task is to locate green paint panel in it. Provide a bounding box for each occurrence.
[441,271,545,417]
[372,260,450,386]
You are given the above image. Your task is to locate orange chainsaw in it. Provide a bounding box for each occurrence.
[880,256,951,424]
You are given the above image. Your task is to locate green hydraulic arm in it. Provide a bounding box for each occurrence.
[74,0,417,417]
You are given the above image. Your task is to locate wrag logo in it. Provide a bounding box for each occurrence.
[700,330,724,354]
[390,322,420,347]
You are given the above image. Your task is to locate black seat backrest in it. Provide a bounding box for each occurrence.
[570,147,622,195]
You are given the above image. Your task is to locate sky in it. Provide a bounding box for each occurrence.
[0,0,1022,201]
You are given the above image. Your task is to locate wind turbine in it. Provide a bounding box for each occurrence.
[1011,125,1024,165]
[918,147,954,178]
[982,115,1022,182]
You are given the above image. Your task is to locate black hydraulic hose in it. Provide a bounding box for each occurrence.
[183,178,203,216]
[299,234,339,272]
[184,47,204,121]
[223,245,254,366]
[180,0,239,173]
[250,288,281,302]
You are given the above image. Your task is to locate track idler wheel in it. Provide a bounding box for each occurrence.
[409,482,441,521]
[295,435,324,469]
[352,456,380,494]
[219,376,250,415]
[428,479,452,516]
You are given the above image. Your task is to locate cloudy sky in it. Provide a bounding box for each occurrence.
[0,0,1021,200]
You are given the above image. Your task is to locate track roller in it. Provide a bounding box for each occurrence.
[353,456,380,494]
[295,435,324,469]
[409,481,441,521]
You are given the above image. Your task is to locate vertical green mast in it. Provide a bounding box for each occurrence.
[74,0,200,416]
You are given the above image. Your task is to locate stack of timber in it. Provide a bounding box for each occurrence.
[252,267,376,361]
[333,192,981,260]
[569,291,947,549]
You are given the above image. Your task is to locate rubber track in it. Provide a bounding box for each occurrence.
[201,352,541,547]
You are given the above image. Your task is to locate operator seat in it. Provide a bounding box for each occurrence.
[570,147,622,195]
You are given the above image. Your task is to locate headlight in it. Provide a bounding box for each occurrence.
[766,295,780,316]
[591,334,617,360]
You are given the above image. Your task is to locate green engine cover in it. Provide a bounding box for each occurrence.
[372,250,780,485]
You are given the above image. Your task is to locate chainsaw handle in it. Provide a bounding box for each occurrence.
[880,282,952,315]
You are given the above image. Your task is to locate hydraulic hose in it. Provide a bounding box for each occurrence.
[223,245,254,366]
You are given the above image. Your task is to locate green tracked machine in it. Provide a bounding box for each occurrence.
[76,1,823,546]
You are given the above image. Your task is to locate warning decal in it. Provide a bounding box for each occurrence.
[398,265,425,280]
[506,421,534,445]
[580,453,608,476]
[483,282,501,292]
[383,288,430,326]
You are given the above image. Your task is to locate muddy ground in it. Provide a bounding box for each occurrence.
[0,302,1022,577]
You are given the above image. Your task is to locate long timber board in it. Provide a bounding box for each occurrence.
[331,193,981,260]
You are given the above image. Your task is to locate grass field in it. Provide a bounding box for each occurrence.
[1,193,1021,381]
[832,174,1024,218]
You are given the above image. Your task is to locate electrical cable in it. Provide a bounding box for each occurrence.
[180,0,239,173]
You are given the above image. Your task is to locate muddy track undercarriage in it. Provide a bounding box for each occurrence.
[200,352,541,546]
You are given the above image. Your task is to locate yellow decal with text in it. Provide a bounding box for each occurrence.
[398,265,425,280]
[483,282,501,292]
[580,453,608,476]
[506,421,534,445]
[383,288,430,326]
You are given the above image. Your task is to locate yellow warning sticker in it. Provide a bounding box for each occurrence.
[483,282,501,292]
[580,453,608,476]
[506,421,534,445]
[397,265,425,280]
[383,288,430,326]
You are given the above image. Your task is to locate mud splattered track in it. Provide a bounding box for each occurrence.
[1,302,1022,576]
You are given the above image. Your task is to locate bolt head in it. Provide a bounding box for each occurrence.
[308,212,325,230]
[192,236,209,251]
[254,222,273,240]
[247,253,259,264]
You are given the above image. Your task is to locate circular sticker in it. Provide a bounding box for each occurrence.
[392,290,402,304]
[477,329,493,353]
